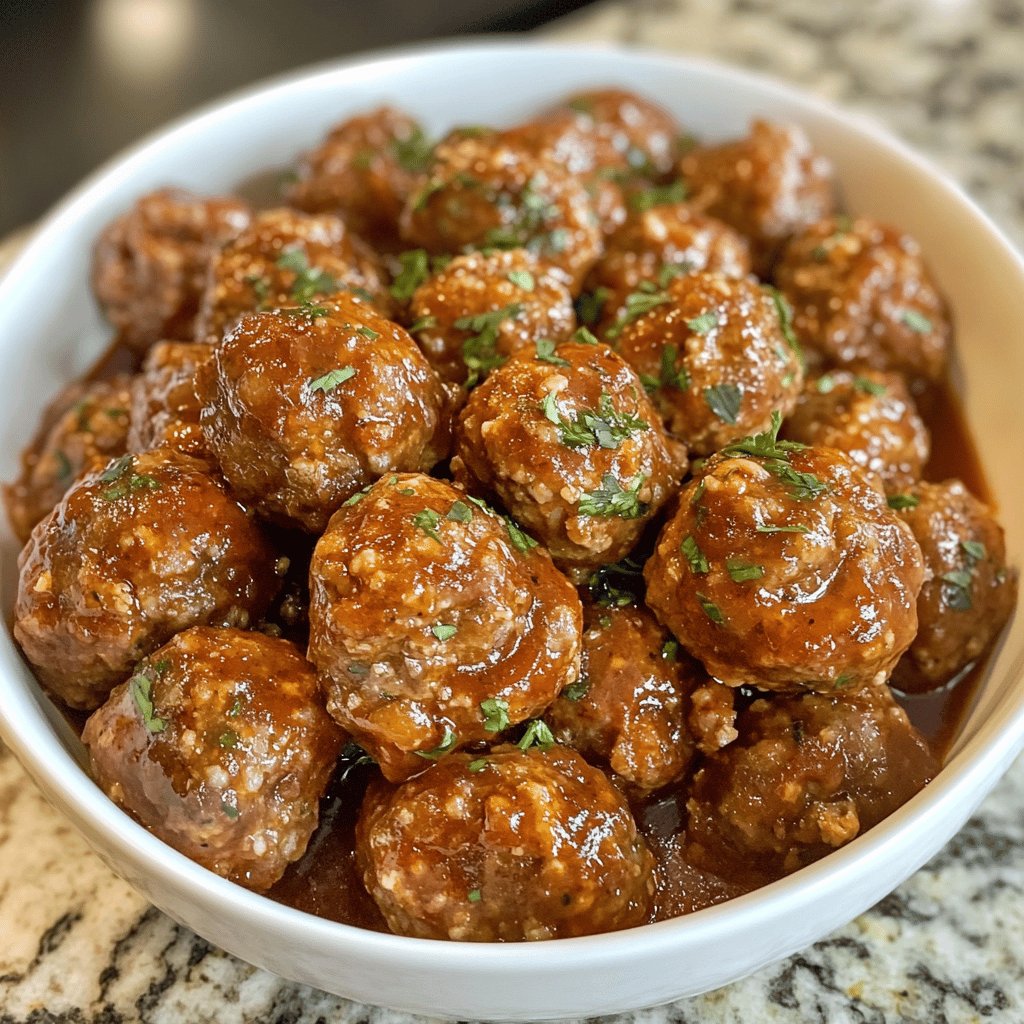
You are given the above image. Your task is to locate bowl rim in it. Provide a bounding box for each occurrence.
[2,37,1024,972]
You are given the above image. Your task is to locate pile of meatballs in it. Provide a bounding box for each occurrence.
[4,88,1017,943]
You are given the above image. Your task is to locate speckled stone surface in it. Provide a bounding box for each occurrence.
[2,1,1024,1021]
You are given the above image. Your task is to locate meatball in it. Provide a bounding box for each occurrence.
[196,295,451,533]
[585,203,751,335]
[452,341,687,577]
[782,369,929,493]
[194,207,389,342]
[774,217,950,384]
[891,480,1017,693]
[92,188,250,351]
[307,474,582,781]
[3,375,132,544]
[400,131,602,289]
[406,248,576,385]
[547,603,731,792]
[83,627,344,892]
[127,341,209,460]
[644,419,925,693]
[680,120,835,274]
[686,685,938,880]
[356,745,655,940]
[615,271,804,455]
[285,106,430,248]
[14,448,279,709]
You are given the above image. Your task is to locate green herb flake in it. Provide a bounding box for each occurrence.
[507,269,535,291]
[342,483,374,507]
[412,509,443,542]
[389,249,430,302]
[391,125,434,173]
[227,696,244,718]
[467,888,483,903]
[504,516,538,554]
[680,534,710,575]
[726,559,765,583]
[696,592,725,625]
[853,376,887,396]
[720,411,826,501]
[100,454,161,502]
[661,639,679,661]
[763,285,804,366]
[468,758,488,773]
[657,261,694,288]
[961,539,987,562]
[446,499,473,523]
[54,449,73,484]
[355,325,381,341]
[576,287,610,327]
[221,801,239,820]
[703,383,742,425]
[540,391,648,451]
[816,374,836,394]
[276,248,339,304]
[516,719,555,752]
[309,366,357,394]
[129,666,167,734]
[480,697,511,733]
[562,677,590,702]
[455,303,524,386]
[578,473,648,520]
[607,285,671,339]
[284,300,330,320]
[408,314,438,334]
[432,623,458,642]
[535,338,569,367]
[219,730,238,749]
[900,309,933,334]
[628,180,687,212]
[887,493,920,511]
[415,727,459,761]
[245,273,271,305]
[756,523,810,535]
[687,311,721,336]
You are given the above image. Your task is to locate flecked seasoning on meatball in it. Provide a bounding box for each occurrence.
[547,602,735,793]
[127,341,210,460]
[307,474,582,781]
[356,744,655,940]
[14,449,279,709]
[196,294,451,533]
[774,216,950,383]
[891,480,1017,693]
[644,415,925,692]
[400,131,602,289]
[453,341,687,578]
[285,106,431,248]
[194,207,389,342]
[404,248,576,385]
[782,369,930,493]
[83,627,344,892]
[686,685,938,881]
[680,120,835,274]
[92,188,251,351]
[615,271,804,455]
[3,375,133,544]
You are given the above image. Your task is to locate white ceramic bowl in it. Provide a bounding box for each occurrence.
[2,40,1024,1021]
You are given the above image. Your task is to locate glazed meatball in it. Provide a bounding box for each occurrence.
[547,603,732,793]
[644,420,925,693]
[127,341,209,460]
[196,295,451,533]
[356,745,655,940]
[14,449,279,709]
[83,627,344,891]
[194,207,388,342]
[686,685,938,880]
[783,369,929,493]
[3,375,132,544]
[892,480,1017,693]
[774,217,950,384]
[615,272,804,455]
[680,120,835,274]
[406,248,576,385]
[92,188,251,351]
[585,203,751,335]
[285,106,430,248]
[453,341,687,577]
[400,131,602,289]
[307,474,582,781]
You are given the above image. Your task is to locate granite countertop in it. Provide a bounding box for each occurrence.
[3,0,1024,1021]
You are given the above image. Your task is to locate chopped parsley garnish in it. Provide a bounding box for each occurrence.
[681,535,709,575]
[762,285,804,365]
[219,730,238,749]
[467,888,483,903]
[468,758,488,773]
[816,374,837,394]
[507,269,535,291]
[391,125,433,173]
[276,249,339,304]
[887,493,920,511]
[308,366,357,394]
[628,180,687,212]
[661,639,679,661]
[539,391,648,450]
[412,508,443,541]
[720,411,827,501]
[900,309,933,334]
[578,473,648,519]
[221,801,239,820]
[562,677,590,702]
[687,311,720,336]
[587,557,643,608]
[658,261,694,288]
[942,569,974,611]
[347,662,370,677]
[756,523,810,535]
[416,727,458,760]
[129,663,167,734]
[704,383,742,425]
[99,455,160,501]
[504,516,538,553]
[245,273,271,305]
[572,326,600,345]
[535,338,569,366]
[342,483,374,507]
[283,299,330,320]
[853,376,887,396]
[726,558,765,583]
[607,283,671,339]
[641,343,689,393]
[408,314,438,333]
[576,286,610,326]
[483,175,564,256]
[455,303,524,386]
[446,499,474,523]
[355,325,381,341]
[480,697,510,733]
[516,719,555,752]
[227,696,244,717]
[432,623,458,642]
[696,593,724,625]
[961,539,987,562]
[54,449,73,484]
[389,249,430,302]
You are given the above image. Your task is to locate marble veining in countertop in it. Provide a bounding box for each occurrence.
[2,0,1024,1021]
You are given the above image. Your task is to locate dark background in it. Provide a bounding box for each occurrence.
[0,0,596,235]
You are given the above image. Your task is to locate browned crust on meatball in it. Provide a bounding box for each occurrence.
[355,745,655,940]
[892,480,1018,693]
[616,272,804,455]
[774,216,950,383]
[196,295,451,533]
[83,627,344,892]
[307,474,582,781]
[14,448,279,709]
[644,434,924,693]
[453,341,687,577]
[92,188,251,351]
